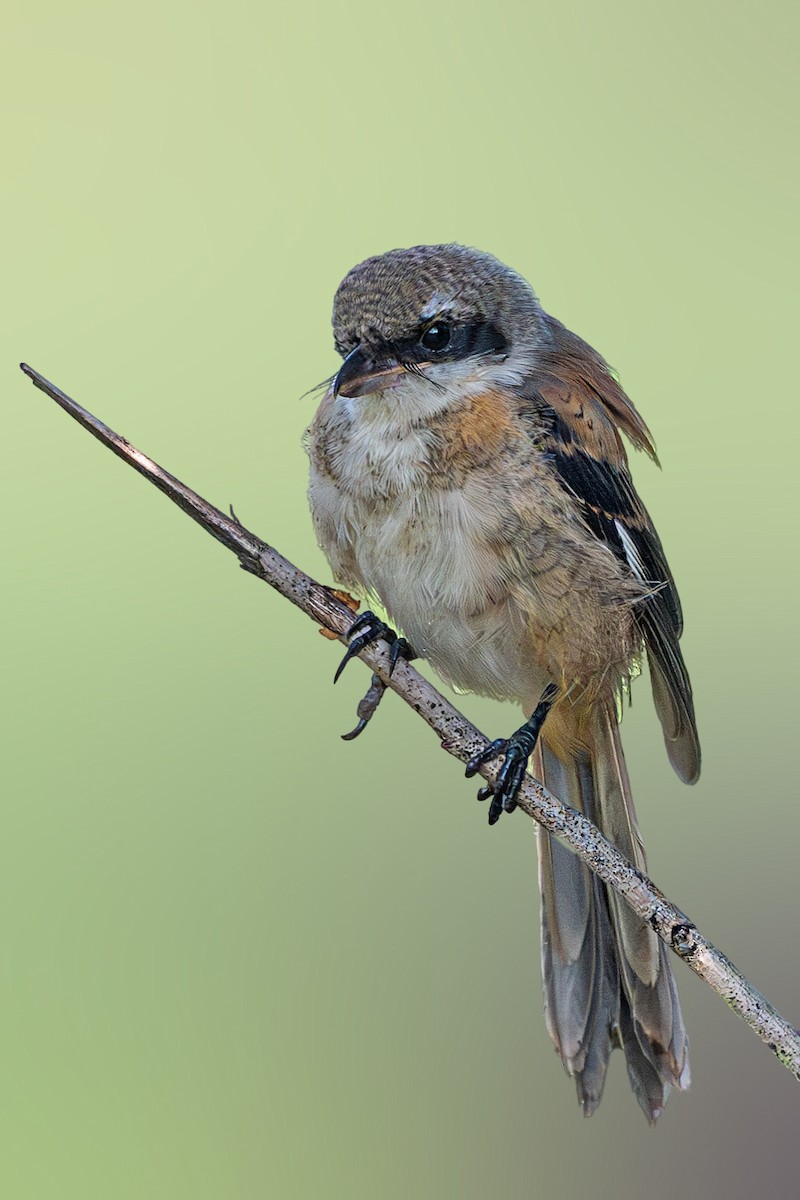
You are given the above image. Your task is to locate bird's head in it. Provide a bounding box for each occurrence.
[331,244,543,412]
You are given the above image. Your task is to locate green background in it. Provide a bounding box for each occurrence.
[3,2,798,1195]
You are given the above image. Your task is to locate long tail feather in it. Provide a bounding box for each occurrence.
[534,704,689,1121]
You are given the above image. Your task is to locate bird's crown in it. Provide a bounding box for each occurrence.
[332,243,540,357]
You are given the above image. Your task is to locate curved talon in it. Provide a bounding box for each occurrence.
[333,627,381,684]
[389,636,415,675]
[341,717,368,741]
[333,611,415,685]
[334,614,416,742]
[488,792,506,825]
[341,673,387,741]
[333,642,360,684]
[334,611,389,684]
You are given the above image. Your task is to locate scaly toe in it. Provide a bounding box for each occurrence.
[465,738,508,779]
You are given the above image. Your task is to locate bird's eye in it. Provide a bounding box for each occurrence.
[419,322,451,353]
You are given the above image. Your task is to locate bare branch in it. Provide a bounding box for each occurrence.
[20,362,800,1083]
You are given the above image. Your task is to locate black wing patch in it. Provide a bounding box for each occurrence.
[544,414,700,784]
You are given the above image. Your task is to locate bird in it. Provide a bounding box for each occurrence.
[305,243,699,1121]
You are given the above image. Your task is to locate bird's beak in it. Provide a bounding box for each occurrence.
[333,345,407,398]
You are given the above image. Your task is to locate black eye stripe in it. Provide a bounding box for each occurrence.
[457,320,508,358]
[335,320,508,363]
[391,320,507,364]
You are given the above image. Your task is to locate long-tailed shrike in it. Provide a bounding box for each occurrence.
[306,244,699,1121]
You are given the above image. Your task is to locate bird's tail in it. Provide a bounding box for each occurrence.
[534,702,690,1121]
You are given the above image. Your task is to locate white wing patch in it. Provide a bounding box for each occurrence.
[614,519,648,582]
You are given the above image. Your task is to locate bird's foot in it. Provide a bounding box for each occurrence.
[334,611,416,740]
[340,673,387,742]
[334,610,415,684]
[466,734,532,825]
[465,684,558,825]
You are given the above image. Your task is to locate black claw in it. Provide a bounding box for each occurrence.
[333,627,382,683]
[340,673,387,741]
[334,611,415,686]
[334,615,417,741]
[341,717,369,741]
[467,684,559,825]
[333,641,361,685]
[488,792,505,825]
[334,612,393,683]
[389,636,415,676]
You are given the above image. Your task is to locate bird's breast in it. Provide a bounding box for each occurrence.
[356,484,545,700]
[307,385,553,702]
[353,485,508,635]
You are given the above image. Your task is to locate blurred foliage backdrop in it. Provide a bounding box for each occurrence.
[3,2,799,1196]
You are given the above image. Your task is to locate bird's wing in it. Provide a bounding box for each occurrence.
[517,314,700,783]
